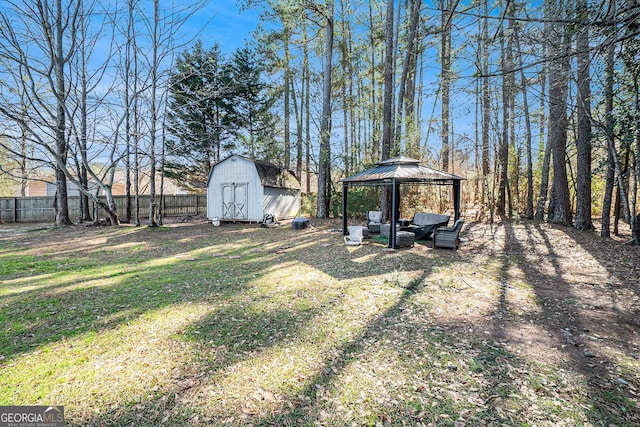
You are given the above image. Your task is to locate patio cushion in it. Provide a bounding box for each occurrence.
[368,211,383,223]
[367,210,383,233]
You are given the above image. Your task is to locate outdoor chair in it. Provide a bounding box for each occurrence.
[366,211,383,233]
[432,219,464,249]
[344,226,365,246]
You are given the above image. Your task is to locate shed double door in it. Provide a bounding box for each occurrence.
[222,183,247,220]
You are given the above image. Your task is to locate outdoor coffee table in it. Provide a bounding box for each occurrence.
[380,224,415,247]
[380,222,413,237]
[395,230,415,247]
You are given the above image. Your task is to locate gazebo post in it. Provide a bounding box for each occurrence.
[453,180,461,222]
[390,179,398,249]
[342,183,348,235]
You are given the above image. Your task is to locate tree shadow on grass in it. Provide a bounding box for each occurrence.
[0,223,429,364]
[0,226,270,364]
[73,269,419,426]
[15,219,633,425]
[0,222,440,418]
[479,220,639,425]
[250,270,435,426]
[76,246,462,427]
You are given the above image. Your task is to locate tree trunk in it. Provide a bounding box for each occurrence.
[514,24,534,219]
[546,0,572,226]
[481,0,490,178]
[304,22,311,193]
[124,0,134,224]
[283,25,291,169]
[574,0,593,231]
[440,0,452,172]
[291,70,303,179]
[147,0,159,227]
[317,1,334,218]
[294,17,304,181]
[78,10,92,224]
[395,0,421,152]
[497,3,511,218]
[613,150,629,235]
[368,0,378,162]
[379,0,395,219]
[601,12,616,237]
[54,0,71,227]
[381,0,395,161]
[534,63,549,220]
[340,0,350,175]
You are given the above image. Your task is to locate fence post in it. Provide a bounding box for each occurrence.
[195,195,198,215]
[13,197,17,222]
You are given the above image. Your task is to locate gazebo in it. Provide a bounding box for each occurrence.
[340,156,465,249]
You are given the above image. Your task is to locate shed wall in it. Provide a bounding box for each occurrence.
[263,187,300,219]
[207,156,265,221]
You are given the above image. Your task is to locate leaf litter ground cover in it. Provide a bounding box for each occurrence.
[0,218,638,426]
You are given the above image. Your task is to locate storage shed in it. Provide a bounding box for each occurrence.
[206,155,301,222]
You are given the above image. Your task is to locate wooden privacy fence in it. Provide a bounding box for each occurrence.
[0,194,207,223]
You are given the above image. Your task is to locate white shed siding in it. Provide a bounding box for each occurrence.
[263,187,300,219]
[207,154,301,222]
[207,156,265,221]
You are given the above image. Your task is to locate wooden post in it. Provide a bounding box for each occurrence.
[13,197,18,222]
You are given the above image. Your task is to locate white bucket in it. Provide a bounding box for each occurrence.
[211,217,220,227]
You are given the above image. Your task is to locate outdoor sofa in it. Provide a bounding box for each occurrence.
[407,212,450,240]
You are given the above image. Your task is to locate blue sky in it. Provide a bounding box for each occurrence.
[188,2,262,55]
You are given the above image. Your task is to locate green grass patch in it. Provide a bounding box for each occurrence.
[0,222,637,426]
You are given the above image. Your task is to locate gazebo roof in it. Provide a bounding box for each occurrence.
[341,156,465,185]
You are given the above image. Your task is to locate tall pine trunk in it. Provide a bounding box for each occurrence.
[283,26,291,169]
[304,23,311,193]
[535,61,550,220]
[574,0,593,230]
[497,1,513,218]
[317,1,334,218]
[379,0,395,219]
[481,0,490,210]
[440,0,452,172]
[546,0,572,226]
[395,0,420,153]
[601,11,616,237]
[514,24,534,219]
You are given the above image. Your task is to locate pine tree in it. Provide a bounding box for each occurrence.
[230,47,278,162]
[166,41,235,189]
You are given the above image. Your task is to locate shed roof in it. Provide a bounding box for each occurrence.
[253,158,300,190]
[341,156,465,185]
[210,155,300,190]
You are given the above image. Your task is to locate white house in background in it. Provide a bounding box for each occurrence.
[206,154,301,222]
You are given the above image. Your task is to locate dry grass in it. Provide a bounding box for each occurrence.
[0,219,638,426]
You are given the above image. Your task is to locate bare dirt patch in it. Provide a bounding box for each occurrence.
[460,220,639,364]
